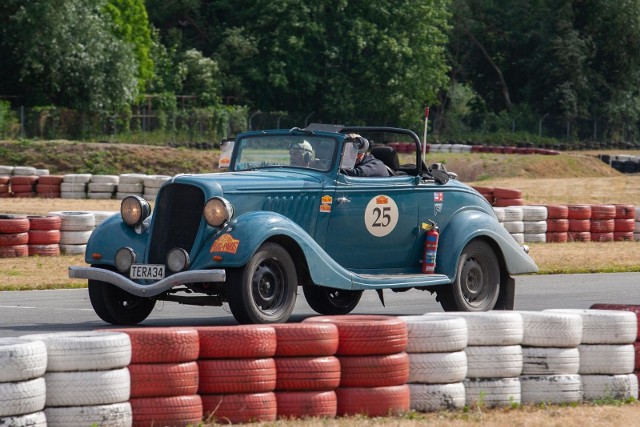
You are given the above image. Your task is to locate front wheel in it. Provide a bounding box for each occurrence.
[227,242,297,324]
[303,283,363,315]
[437,240,500,312]
[88,279,156,325]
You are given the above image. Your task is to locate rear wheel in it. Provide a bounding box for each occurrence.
[437,240,500,312]
[303,283,363,315]
[228,242,297,324]
[88,269,156,325]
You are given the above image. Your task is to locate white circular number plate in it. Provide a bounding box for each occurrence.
[365,195,399,237]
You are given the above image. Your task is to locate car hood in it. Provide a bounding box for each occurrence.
[170,169,326,195]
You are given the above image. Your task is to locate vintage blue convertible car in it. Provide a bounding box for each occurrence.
[69,125,538,325]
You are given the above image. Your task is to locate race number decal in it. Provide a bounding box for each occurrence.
[365,195,399,237]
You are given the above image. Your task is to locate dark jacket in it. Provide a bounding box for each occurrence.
[344,153,390,177]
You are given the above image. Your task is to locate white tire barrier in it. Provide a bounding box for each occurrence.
[44,402,132,427]
[0,378,46,417]
[520,374,582,404]
[545,309,637,344]
[44,368,130,407]
[521,347,580,375]
[409,383,465,412]
[399,315,468,353]
[408,351,467,384]
[0,411,47,427]
[464,377,521,408]
[519,311,583,348]
[0,339,47,383]
[426,312,523,346]
[465,345,523,379]
[578,344,635,375]
[582,374,638,401]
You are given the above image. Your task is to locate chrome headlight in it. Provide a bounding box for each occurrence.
[115,247,136,273]
[203,197,234,227]
[167,248,190,272]
[121,195,150,227]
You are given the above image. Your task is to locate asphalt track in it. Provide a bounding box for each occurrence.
[1,272,639,337]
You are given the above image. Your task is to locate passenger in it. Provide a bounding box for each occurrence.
[289,140,314,167]
[342,134,390,177]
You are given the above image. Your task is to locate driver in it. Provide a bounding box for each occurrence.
[342,134,389,177]
[289,140,315,166]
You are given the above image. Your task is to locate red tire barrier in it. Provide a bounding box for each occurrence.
[0,184,8,193]
[130,395,203,427]
[28,244,60,257]
[339,352,410,388]
[28,215,62,230]
[201,392,277,424]
[0,215,29,233]
[38,175,64,185]
[275,390,337,419]
[493,198,524,207]
[546,232,568,243]
[614,218,635,232]
[129,362,199,398]
[274,356,341,391]
[0,176,8,184]
[28,229,61,244]
[493,188,522,199]
[197,325,276,359]
[567,205,592,220]
[10,184,35,193]
[568,219,590,232]
[10,175,38,185]
[272,323,339,357]
[336,385,410,417]
[546,219,569,232]
[614,231,635,241]
[567,231,591,242]
[109,328,199,364]
[590,303,640,340]
[471,186,494,194]
[0,232,28,246]
[590,219,614,233]
[590,232,614,242]
[614,204,636,219]
[35,183,61,194]
[198,358,276,394]
[546,205,569,219]
[303,315,408,356]
[0,244,28,258]
[590,204,616,220]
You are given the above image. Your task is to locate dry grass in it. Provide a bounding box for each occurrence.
[529,242,640,274]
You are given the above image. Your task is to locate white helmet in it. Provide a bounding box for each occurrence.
[289,140,314,162]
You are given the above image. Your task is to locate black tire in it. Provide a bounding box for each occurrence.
[228,242,297,324]
[437,240,500,312]
[303,283,363,315]
[88,271,156,325]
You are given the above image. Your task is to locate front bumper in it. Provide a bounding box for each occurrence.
[68,266,226,297]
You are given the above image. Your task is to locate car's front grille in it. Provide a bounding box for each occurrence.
[149,183,204,265]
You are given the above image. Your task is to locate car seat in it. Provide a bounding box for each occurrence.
[371,145,402,175]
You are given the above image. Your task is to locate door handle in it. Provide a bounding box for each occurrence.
[336,197,351,204]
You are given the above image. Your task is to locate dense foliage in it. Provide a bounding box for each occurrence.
[2,0,640,141]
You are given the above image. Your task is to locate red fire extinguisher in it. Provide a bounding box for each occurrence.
[421,220,439,274]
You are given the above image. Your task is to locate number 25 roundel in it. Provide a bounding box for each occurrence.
[364,195,399,237]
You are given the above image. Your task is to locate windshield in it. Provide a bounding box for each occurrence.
[233,135,338,172]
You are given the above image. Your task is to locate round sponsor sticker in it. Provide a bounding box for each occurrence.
[365,195,399,237]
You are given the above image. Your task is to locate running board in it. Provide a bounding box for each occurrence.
[350,273,450,290]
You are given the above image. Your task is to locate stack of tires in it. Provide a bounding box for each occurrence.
[400,315,468,412]
[500,206,525,244]
[88,175,119,200]
[521,206,547,243]
[492,187,524,207]
[27,215,62,257]
[635,208,640,241]
[590,204,616,242]
[0,214,29,258]
[518,311,583,404]
[303,315,410,417]
[48,211,95,255]
[36,175,63,198]
[197,325,277,424]
[591,304,640,382]
[143,175,171,201]
[117,174,146,200]
[10,174,37,198]
[0,338,47,426]
[114,328,203,427]
[568,204,592,242]
[548,309,638,401]
[272,323,340,419]
[0,174,9,198]
[61,174,91,199]
[20,331,132,427]
[472,186,495,205]
[613,204,635,241]
[546,205,569,243]
[92,210,118,228]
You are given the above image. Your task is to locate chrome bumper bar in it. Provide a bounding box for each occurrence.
[69,266,226,298]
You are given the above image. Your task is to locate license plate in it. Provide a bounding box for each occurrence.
[130,264,165,280]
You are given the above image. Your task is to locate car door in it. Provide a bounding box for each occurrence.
[323,174,422,271]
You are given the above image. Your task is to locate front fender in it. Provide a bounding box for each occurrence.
[437,208,538,278]
[192,211,354,289]
[84,214,150,265]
